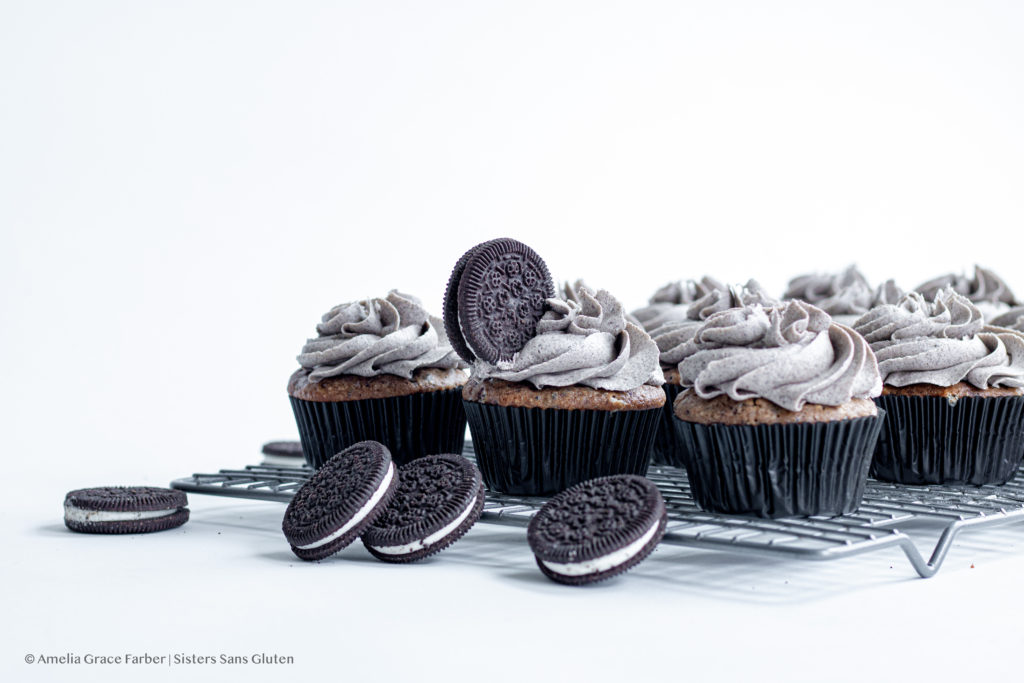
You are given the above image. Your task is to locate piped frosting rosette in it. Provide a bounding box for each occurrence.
[991,306,1024,333]
[472,287,663,391]
[916,265,1018,307]
[297,290,466,382]
[643,280,777,368]
[853,289,1024,389]
[676,300,882,411]
[632,276,728,331]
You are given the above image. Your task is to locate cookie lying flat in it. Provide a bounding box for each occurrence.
[282,441,399,561]
[527,475,667,585]
[362,454,484,563]
[64,487,189,534]
[261,440,306,467]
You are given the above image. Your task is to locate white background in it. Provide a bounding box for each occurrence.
[3,1,1024,682]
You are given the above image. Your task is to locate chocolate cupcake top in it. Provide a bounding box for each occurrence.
[853,289,1024,389]
[632,276,727,331]
[991,306,1024,332]
[915,265,1018,307]
[471,287,664,391]
[676,301,882,411]
[643,280,776,367]
[297,290,466,382]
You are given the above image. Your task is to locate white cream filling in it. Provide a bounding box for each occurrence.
[296,462,395,550]
[366,493,479,555]
[64,503,177,524]
[540,517,661,577]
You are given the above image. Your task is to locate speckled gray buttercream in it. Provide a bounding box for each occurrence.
[637,279,777,367]
[916,265,1018,306]
[853,289,1024,389]
[297,290,466,382]
[631,276,727,332]
[676,301,882,411]
[472,287,664,391]
[991,306,1024,332]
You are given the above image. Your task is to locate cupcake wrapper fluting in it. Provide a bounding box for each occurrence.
[290,388,466,468]
[673,412,886,518]
[872,395,1024,486]
[651,382,685,466]
[463,401,661,496]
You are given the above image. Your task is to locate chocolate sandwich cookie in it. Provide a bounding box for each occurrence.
[443,238,554,364]
[261,440,306,467]
[282,440,399,561]
[64,487,189,534]
[362,454,485,563]
[527,475,667,585]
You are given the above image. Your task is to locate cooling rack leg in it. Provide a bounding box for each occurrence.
[897,537,937,578]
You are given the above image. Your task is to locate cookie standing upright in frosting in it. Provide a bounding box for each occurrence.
[288,290,470,467]
[853,288,1024,485]
[446,239,667,496]
[671,300,886,517]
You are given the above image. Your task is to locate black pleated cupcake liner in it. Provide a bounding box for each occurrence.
[463,401,661,496]
[872,394,1024,486]
[289,388,466,469]
[651,382,686,466]
[673,411,886,518]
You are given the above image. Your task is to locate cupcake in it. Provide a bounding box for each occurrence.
[632,278,776,465]
[915,265,1019,322]
[784,265,903,327]
[853,288,1024,485]
[444,239,665,495]
[672,301,885,517]
[288,290,469,468]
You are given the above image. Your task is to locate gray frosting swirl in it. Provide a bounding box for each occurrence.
[297,290,466,382]
[561,279,641,328]
[872,279,905,307]
[676,301,882,411]
[853,289,1024,389]
[472,287,664,391]
[991,306,1024,332]
[641,279,778,367]
[916,265,1018,306]
[784,265,875,316]
[632,276,727,331]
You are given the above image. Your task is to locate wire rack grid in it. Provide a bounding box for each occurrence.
[171,442,1024,578]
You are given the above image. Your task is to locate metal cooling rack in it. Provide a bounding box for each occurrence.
[171,443,1024,578]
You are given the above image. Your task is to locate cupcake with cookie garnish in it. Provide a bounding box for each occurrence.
[672,300,885,517]
[288,290,468,468]
[444,239,665,495]
[633,278,776,466]
[915,265,1019,322]
[853,288,1024,485]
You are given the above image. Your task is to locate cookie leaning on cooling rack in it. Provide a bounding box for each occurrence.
[281,441,399,561]
[361,454,485,563]
[64,487,189,534]
[527,475,667,585]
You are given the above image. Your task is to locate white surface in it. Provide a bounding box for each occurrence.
[4,1,1024,681]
